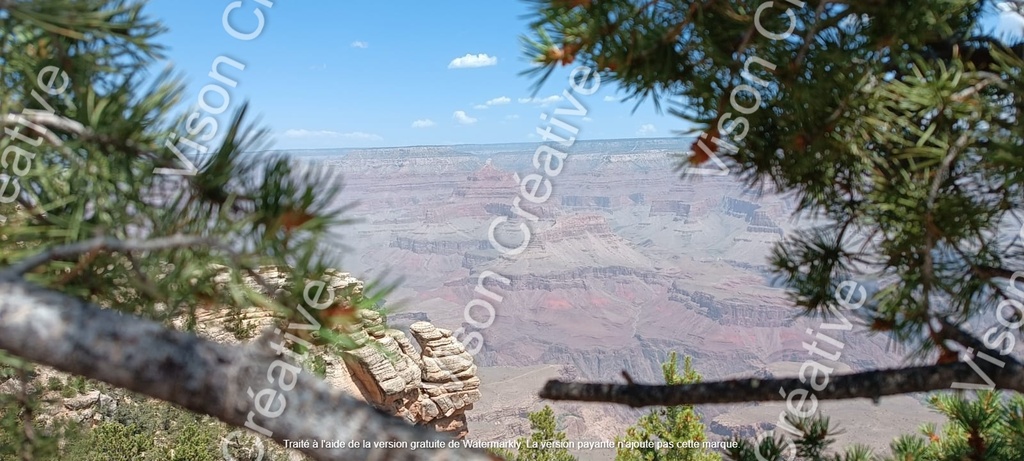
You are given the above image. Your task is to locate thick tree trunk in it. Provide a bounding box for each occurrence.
[0,279,495,461]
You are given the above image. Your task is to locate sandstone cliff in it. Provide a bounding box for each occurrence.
[192,266,482,439]
[333,311,481,438]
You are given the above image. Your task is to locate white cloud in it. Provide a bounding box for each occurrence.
[448,53,497,69]
[537,95,562,106]
[486,96,511,106]
[351,41,368,48]
[453,111,477,125]
[603,95,618,102]
[637,124,656,135]
[283,129,382,141]
[997,3,1024,36]
[309,64,327,71]
[505,114,520,120]
[342,131,383,140]
[474,104,488,109]
[518,95,563,106]
[411,119,435,128]
[582,117,593,122]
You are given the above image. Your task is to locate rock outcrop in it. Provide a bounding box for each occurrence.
[334,311,481,438]
[190,266,481,439]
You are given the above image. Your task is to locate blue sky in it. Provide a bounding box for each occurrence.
[143,1,1024,151]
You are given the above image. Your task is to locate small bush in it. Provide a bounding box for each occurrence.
[170,421,218,461]
[309,354,328,378]
[74,422,153,461]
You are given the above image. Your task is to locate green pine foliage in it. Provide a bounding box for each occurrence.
[0,0,390,457]
[493,405,578,461]
[525,1,1024,459]
[886,391,1024,461]
[616,353,720,461]
[724,413,873,461]
[721,392,1024,461]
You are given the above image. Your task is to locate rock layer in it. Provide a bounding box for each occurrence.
[336,312,481,438]
[187,266,481,439]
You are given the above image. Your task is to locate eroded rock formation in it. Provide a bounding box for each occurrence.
[333,311,481,438]
[192,266,481,439]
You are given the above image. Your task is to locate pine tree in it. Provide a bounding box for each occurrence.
[886,391,1024,461]
[493,406,577,461]
[525,0,1024,458]
[616,353,720,461]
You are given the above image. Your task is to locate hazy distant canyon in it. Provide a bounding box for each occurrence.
[288,139,944,457]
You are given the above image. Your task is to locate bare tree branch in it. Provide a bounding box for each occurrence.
[540,359,1024,407]
[0,234,219,278]
[934,316,1021,367]
[974,264,1022,281]
[0,279,496,461]
[1,112,154,162]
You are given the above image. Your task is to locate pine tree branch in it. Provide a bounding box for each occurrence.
[0,279,496,461]
[0,234,219,278]
[933,316,1018,367]
[540,359,1024,407]
[972,265,1021,281]
[0,112,154,164]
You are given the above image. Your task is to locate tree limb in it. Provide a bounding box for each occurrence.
[973,265,1021,281]
[540,359,1024,407]
[0,279,495,461]
[0,234,219,278]
[934,316,1021,367]
[1,112,153,161]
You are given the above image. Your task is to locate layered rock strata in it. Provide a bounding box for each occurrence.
[191,266,481,438]
[338,311,481,438]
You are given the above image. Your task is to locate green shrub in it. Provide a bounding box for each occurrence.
[170,421,219,461]
[71,422,153,461]
[309,354,328,378]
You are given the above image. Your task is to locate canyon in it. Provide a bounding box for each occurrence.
[291,138,945,458]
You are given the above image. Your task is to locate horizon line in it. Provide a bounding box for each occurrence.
[255,135,695,153]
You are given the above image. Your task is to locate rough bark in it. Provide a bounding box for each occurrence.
[0,279,496,461]
[541,358,1024,407]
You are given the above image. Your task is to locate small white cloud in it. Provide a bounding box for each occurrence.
[474,104,488,109]
[283,129,336,138]
[448,53,498,69]
[351,41,369,48]
[342,131,382,140]
[518,95,563,106]
[582,117,593,122]
[283,129,382,141]
[309,64,327,71]
[603,95,617,102]
[537,95,562,106]
[486,96,511,106]
[637,124,656,135]
[453,111,477,125]
[996,3,1024,36]
[411,119,435,128]
[505,114,520,120]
